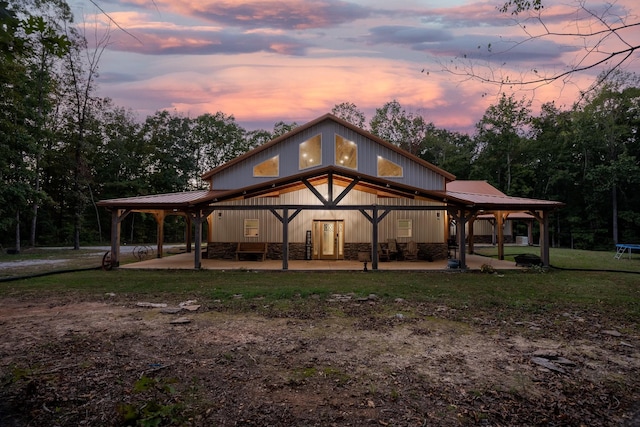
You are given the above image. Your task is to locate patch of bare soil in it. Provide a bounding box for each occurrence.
[0,295,638,426]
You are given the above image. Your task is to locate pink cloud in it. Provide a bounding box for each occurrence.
[119,0,372,30]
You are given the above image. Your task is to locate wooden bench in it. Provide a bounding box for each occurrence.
[235,242,267,261]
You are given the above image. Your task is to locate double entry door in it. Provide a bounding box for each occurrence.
[312,220,344,260]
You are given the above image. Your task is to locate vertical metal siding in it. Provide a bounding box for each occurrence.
[210,186,445,243]
[210,121,447,191]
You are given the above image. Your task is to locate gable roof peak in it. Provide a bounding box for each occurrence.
[201,113,455,181]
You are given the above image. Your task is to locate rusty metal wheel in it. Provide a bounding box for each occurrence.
[102,251,113,270]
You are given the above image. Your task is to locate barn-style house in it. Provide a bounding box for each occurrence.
[98,114,563,270]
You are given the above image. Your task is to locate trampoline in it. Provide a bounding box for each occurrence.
[614,243,640,260]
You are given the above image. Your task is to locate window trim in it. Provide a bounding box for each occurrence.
[397,219,412,238]
[253,155,280,177]
[299,134,322,170]
[377,155,403,177]
[334,134,358,170]
[244,219,259,238]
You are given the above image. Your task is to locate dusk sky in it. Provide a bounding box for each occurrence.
[68,0,640,134]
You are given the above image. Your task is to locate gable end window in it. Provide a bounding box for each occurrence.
[299,134,322,170]
[335,135,357,169]
[253,155,279,177]
[377,156,403,177]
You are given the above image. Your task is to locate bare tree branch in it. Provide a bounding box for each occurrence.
[88,0,142,45]
[441,0,639,92]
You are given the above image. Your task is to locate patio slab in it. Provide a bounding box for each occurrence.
[120,252,522,271]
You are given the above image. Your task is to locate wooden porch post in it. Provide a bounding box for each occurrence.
[454,209,467,269]
[207,213,214,243]
[109,209,131,268]
[185,214,192,253]
[153,211,166,258]
[110,209,121,268]
[468,215,476,254]
[193,211,202,269]
[540,211,550,267]
[372,206,379,270]
[496,211,504,260]
[528,210,551,267]
[443,210,450,242]
[282,208,289,270]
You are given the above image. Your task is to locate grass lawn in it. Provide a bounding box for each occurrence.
[475,244,640,272]
[1,246,639,323]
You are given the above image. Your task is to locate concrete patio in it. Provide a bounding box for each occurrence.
[120,251,522,272]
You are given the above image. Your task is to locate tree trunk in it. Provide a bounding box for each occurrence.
[612,184,618,244]
[506,152,511,193]
[30,156,40,247]
[15,210,21,253]
[30,203,38,247]
[89,184,102,243]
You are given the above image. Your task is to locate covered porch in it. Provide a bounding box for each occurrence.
[98,170,563,272]
[119,250,523,271]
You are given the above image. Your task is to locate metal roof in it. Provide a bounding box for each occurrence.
[97,190,223,210]
[446,180,506,196]
[98,175,563,212]
[445,181,564,210]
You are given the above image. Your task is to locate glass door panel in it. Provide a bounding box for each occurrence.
[312,220,344,260]
[322,222,335,256]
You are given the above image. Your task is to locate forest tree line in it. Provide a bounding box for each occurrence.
[2,0,639,251]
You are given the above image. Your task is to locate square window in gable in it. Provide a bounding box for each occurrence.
[299,134,322,170]
[253,155,279,177]
[377,156,403,177]
[335,135,357,169]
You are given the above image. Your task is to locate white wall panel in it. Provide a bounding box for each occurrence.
[210,186,446,243]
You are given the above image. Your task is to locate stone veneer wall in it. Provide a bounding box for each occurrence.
[207,242,448,261]
[467,236,514,244]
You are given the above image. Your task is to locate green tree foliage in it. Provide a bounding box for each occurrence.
[192,112,249,178]
[472,93,532,195]
[141,110,195,193]
[332,102,366,128]
[370,100,435,155]
[0,0,70,250]
[92,101,146,199]
[571,71,640,245]
[421,128,474,179]
[271,121,298,138]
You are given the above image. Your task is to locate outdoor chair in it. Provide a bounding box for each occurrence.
[377,243,390,261]
[403,240,418,261]
[387,239,399,260]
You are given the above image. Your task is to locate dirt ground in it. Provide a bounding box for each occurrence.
[0,293,638,426]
